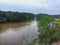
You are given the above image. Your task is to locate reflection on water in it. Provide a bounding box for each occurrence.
[0,22,30,32]
[0,21,38,45]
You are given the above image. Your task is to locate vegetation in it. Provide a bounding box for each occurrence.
[51,15,60,18]
[29,14,60,45]
[36,13,60,20]
[36,13,49,20]
[36,14,60,45]
[0,11,35,23]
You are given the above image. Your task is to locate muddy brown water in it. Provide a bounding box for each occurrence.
[0,21,38,45]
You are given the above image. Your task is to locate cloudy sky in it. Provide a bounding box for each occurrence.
[0,0,60,14]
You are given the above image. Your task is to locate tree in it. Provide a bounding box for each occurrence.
[0,11,35,23]
[37,15,60,45]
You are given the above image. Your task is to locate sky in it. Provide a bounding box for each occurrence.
[0,0,60,14]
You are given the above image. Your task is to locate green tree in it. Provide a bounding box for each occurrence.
[0,11,35,23]
[37,15,60,45]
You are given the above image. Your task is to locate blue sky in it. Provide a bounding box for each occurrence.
[0,0,60,14]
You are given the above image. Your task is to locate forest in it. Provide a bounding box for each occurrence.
[0,11,35,23]
[0,11,60,23]
[30,14,60,45]
[36,13,60,20]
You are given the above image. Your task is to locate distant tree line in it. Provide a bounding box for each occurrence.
[0,11,35,23]
[36,13,49,20]
[36,13,60,20]
[0,11,60,23]
[51,15,60,18]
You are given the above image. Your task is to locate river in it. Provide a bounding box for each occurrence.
[0,20,38,45]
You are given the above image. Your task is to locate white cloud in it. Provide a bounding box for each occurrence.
[0,0,60,14]
[0,0,49,7]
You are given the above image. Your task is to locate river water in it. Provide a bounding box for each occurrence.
[0,21,38,45]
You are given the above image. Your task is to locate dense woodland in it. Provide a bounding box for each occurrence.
[0,10,60,23]
[30,14,60,45]
[36,13,49,20]
[0,11,35,23]
[36,13,60,20]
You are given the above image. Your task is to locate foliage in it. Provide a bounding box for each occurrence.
[37,15,60,45]
[0,11,35,23]
[36,13,48,20]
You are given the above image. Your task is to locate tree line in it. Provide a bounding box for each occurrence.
[0,11,35,23]
[31,14,60,45]
[36,13,60,20]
